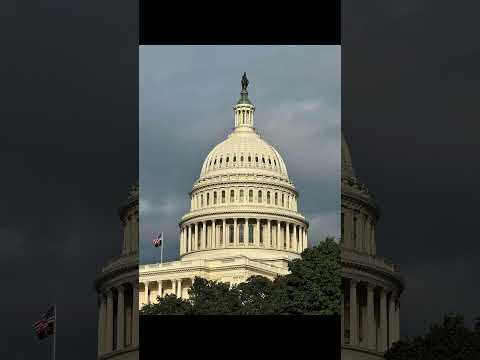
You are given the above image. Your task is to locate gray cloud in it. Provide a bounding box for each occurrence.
[140,45,341,264]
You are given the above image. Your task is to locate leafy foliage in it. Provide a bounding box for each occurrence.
[385,314,480,360]
[140,238,341,315]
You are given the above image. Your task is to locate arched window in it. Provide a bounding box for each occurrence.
[240,189,244,202]
[258,190,262,203]
[221,191,225,204]
[255,156,259,163]
[226,156,229,163]
[201,194,204,207]
[249,189,253,203]
[281,194,285,207]
[230,190,234,203]
[267,191,271,204]
[262,157,265,164]
[233,156,236,162]
[275,192,278,205]
[268,158,271,165]
[220,157,223,165]
[241,155,244,162]
[213,191,217,204]
[239,223,244,243]
[214,158,217,165]
[274,159,277,166]
[248,156,251,162]
[206,193,210,205]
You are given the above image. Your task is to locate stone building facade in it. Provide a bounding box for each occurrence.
[95,183,139,360]
[341,134,404,359]
[139,74,309,306]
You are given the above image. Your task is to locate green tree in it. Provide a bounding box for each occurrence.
[385,314,480,360]
[187,277,242,315]
[140,294,191,315]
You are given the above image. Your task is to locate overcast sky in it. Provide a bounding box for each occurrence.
[140,45,341,264]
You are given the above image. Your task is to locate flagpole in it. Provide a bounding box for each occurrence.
[53,304,56,360]
[160,232,164,264]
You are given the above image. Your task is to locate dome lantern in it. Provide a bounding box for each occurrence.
[233,72,256,132]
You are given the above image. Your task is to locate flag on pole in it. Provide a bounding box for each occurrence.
[153,232,163,247]
[33,306,55,340]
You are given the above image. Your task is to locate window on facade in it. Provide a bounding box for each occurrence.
[229,225,234,243]
[255,156,259,163]
[262,157,265,164]
[241,155,244,162]
[248,223,254,243]
[239,223,244,243]
[239,189,244,202]
[281,194,284,207]
[230,190,234,203]
[222,191,225,204]
[275,192,278,205]
[214,192,217,204]
[206,193,209,205]
[258,190,262,203]
[214,158,217,165]
[220,157,223,164]
[201,194,204,207]
[226,157,229,163]
[248,156,251,162]
[274,160,277,166]
[267,191,271,204]
[268,158,271,165]
[233,156,236,162]
[249,190,253,203]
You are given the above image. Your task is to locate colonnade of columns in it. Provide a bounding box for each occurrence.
[179,218,307,255]
[341,278,400,353]
[98,282,138,356]
[140,278,195,307]
[341,210,376,256]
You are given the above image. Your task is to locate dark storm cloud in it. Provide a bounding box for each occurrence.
[139,46,341,264]
[0,1,137,359]
[343,1,480,336]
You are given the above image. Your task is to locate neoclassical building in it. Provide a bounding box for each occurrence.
[95,183,139,360]
[139,74,309,306]
[341,134,404,359]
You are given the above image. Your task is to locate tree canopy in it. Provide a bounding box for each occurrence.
[385,314,480,360]
[140,237,341,315]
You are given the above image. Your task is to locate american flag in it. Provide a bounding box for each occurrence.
[153,232,163,247]
[33,306,55,340]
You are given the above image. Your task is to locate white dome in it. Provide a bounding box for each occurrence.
[200,129,289,180]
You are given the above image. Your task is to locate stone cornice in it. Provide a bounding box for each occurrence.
[179,207,308,226]
[192,174,297,194]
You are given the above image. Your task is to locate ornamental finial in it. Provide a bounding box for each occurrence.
[241,72,249,91]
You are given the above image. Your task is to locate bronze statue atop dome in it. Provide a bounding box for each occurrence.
[241,72,249,91]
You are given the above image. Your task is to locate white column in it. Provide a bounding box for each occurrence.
[144,282,149,305]
[116,285,125,350]
[177,279,182,298]
[255,219,260,246]
[105,290,114,353]
[277,222,281,250]
[194,223,198,250]
[202,222,206,249]
[98,294,106,355]
[388,293,396,348]
[222,219,226,247]
[212,221,216,248]
[367,284,376,350]
[340,289,344,345]
[379,288,388,352]
[349,280,358,346]
[158,280,163,299]
[267,220,272,248]
[286,223,291,250]
[188,225,192,252]
[293,224,297,251]
[132,282,139,346]
[304,229,308,250]
[172,280,177,297]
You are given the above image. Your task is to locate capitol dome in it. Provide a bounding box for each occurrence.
[178,73,308,263]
